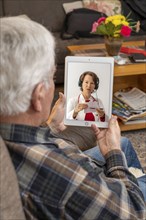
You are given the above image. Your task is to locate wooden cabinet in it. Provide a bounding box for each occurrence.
[67,40,146,131]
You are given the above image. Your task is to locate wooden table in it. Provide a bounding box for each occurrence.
[67,41,146,131]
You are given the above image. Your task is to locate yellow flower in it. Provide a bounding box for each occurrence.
[105,15,126,24]
[113,15,125,20]
[112,20,122,26]
[122,21,129,26]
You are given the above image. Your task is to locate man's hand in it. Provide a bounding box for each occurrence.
[91,115,121,156]
[46,92,67,133]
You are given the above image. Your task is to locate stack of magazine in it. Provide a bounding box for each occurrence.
[112,87,146,124]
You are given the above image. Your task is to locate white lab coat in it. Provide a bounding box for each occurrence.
[67,94,105,121]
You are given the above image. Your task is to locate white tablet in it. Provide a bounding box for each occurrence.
[64,56,114,128]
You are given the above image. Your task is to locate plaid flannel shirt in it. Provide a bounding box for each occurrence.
[0,123,145,220]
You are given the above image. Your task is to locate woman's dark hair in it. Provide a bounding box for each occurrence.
[78,71,99,91]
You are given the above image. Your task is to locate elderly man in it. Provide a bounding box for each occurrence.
[0,16,145,220]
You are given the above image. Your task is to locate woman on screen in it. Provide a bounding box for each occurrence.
[67,71,106,121]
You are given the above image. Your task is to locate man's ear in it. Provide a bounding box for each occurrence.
[31,82,45,112]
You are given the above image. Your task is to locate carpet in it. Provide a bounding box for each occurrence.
[122,129,146,173]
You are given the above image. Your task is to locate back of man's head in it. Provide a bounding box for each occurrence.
[0,16,55,116]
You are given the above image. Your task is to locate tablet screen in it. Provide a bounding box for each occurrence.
[64,56,114,128]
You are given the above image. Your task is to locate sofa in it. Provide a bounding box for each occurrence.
[0,136,26,220]
[0,0,145,84]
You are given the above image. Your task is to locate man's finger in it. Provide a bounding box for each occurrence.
[109,115,117,126]
[91,124,100,134]
[58,92,66,106]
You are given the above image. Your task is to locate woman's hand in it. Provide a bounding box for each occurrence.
[73,103,88,119]
[91,115,121,157]
[96,108,105,117]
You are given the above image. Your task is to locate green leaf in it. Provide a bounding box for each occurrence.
[106,22,115,36]
[94,23,109,36]
[126,11,132,20]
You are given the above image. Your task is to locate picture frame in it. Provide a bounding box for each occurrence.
[64,56,114,128]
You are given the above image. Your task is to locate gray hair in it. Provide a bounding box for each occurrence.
[0,16,56,116]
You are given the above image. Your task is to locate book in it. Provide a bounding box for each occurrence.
[130,53,146,63]
[122,117,146,125]
[120,46,146,56]
[112,106,146,123]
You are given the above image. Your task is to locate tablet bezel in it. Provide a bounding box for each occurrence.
[64,56,114,128]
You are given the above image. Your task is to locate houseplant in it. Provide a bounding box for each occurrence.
[91,14,140,56]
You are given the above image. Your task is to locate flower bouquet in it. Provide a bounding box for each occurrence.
[91,14,140,56]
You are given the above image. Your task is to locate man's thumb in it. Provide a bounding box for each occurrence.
[59,92,66,106]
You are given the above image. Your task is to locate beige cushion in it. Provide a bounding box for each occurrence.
[63,1,83,14]
[0,136,26,220]
[83,0,121,16]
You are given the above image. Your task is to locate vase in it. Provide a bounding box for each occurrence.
[104,36,123,56]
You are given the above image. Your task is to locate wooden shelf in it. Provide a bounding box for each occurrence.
[119,121,146,131]
[114,64,146,77]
